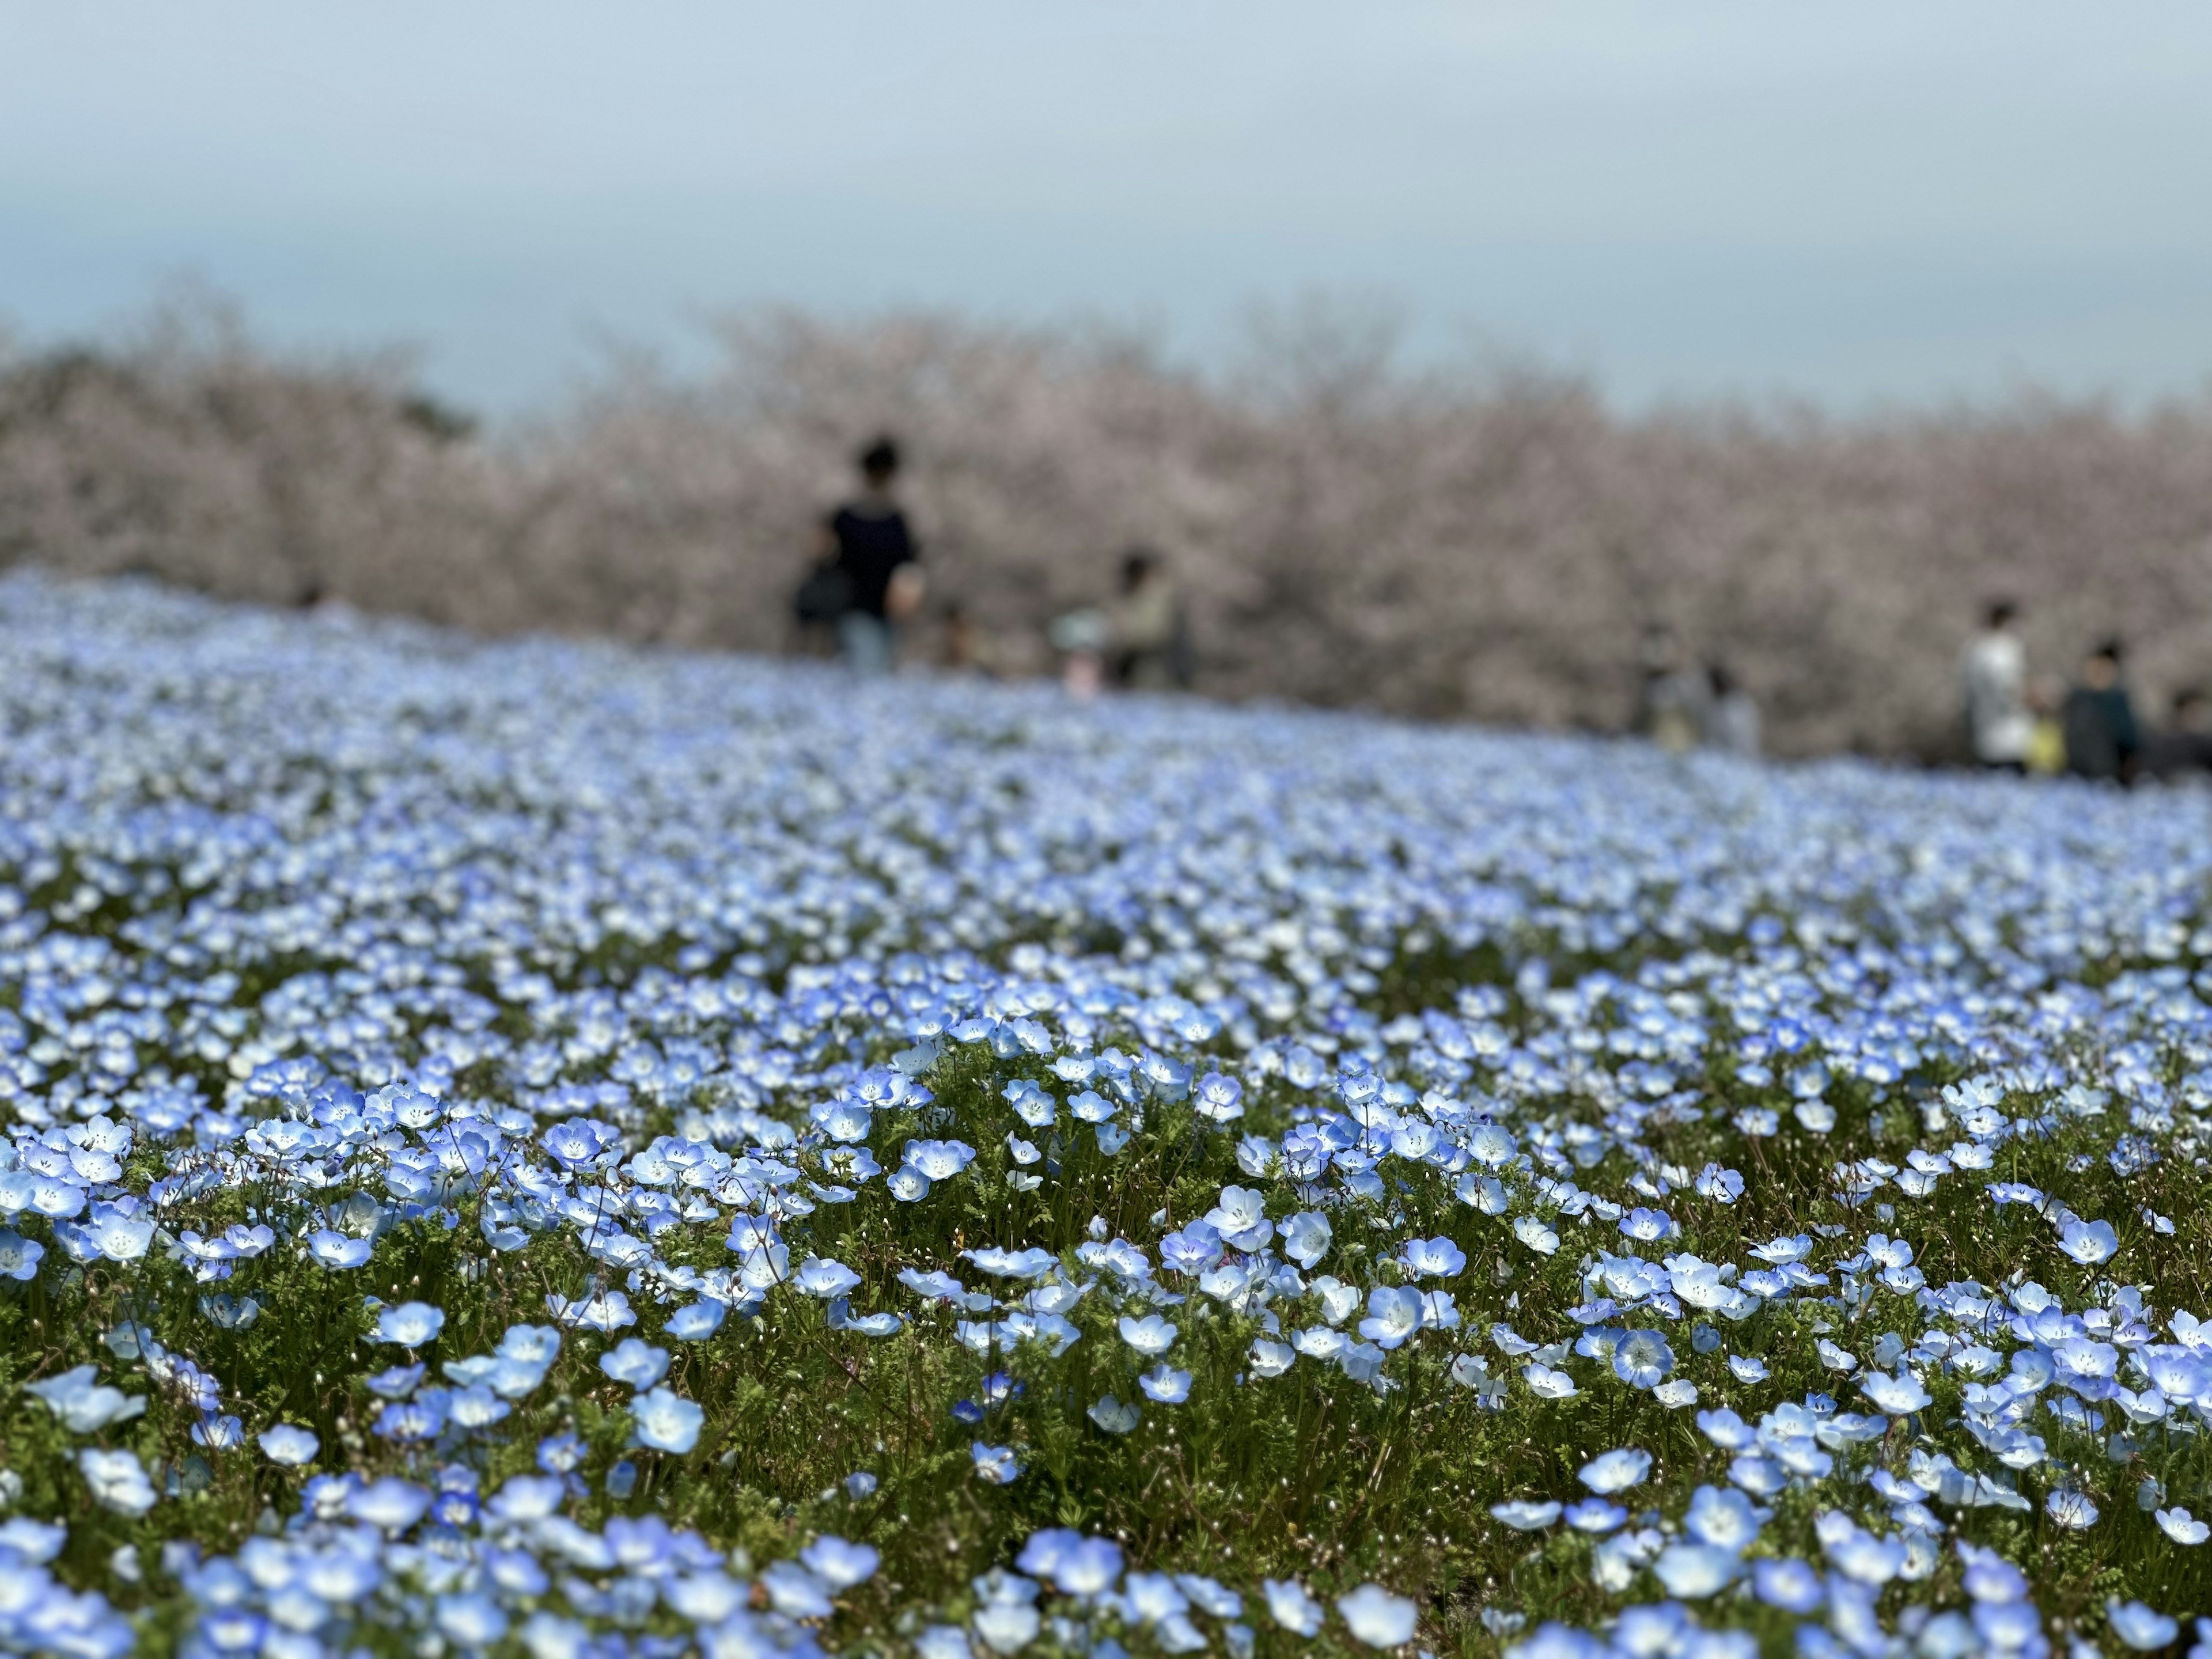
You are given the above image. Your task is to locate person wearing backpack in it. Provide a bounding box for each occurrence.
[797,435,924,675]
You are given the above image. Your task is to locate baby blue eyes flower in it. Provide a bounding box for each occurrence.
[192,1414,247,1450]
[964,1247,1056,1279]
[888,1168,932,1201]
[0,1228,45,1281]
[2105,1599,2179,1652]
[1119,1315,1179,1355]
[1489,1501,1562,1531]
[1358,1288,1423,1350]
[1399,1237,1466,1279]
[370,1301,445,1347]
[795,1257,862,1297]
[257,1424,319,1465]
[305,1229,372,1270]
[971,1442,1022,1484]
[1160,1225,1224,1274]
[1203,1186,1273,1251]
[599,1338,670,1389]
[540,1118,614,1167]
[25,1366,145,1432]
[1192,1071,1244,1123]
[1279,1211,1331,1268]
[1612,1330,1675,1390]
[666,1299,726,1341]
[1335,1584,1416,1648]
[1683,1485,1768,1550]
[2059,1218,2120,1264]
[435,1594,508,1647]
[1751,1556,1826,1613]
[904,1139,977,1180]
[1069,1090,1116,1124]
[1263,1579,1325,1638]
[1562,1499,1625,1533]
[801,1535,881,1589]
[1138,1365,1192,1404]
[566,1290,640,1333]
[1861,1369,1932,1414]
[348,1476,432,1532]
[1004,1080,1056,1127]
[77,1448,157,1516]
[1726,1354,1771,1382]
[2047,1487,2100,1529]
[631,1386,703,1453]
[1618,1208,1676,1243]
[1695,1407,1754,1449]
[1088,1394,1141,1434]
[1513,1216,1560,1255]
[816,1100,874,1142]
[1651,1542,1738,1600]
[1522,1363,1577,1399]
[2155,1506,2209,1544]
[1578,1448,1652,1494]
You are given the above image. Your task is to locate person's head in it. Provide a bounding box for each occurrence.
[2081,639,2124,689]
[2175,686,2210,730]
[857,435,900,488]
[1984,599,2018,632]
[1120,546,1162,594]
[1707,661,1737,698]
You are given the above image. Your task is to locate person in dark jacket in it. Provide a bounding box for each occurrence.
[2141,686,2212,781]
[809,436,924,675]
[2062,640,2139,782]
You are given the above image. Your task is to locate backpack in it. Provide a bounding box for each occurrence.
[793,565,853,625]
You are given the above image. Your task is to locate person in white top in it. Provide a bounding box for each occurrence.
[1960,600,2033,770]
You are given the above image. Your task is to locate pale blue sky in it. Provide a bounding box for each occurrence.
[5,3,2210,416]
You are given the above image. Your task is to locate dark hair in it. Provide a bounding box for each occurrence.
[1120,546,1161,592]
[1707,661,1737,697]
[2090,637,2125,664]
[858,436,900,480]
[1985,599,2018,628]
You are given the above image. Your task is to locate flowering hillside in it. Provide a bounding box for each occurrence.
[0,573,2209,1659]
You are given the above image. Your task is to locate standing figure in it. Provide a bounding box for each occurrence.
[1959,600,2032,772]
[1701,662,1760,758]
[1636,626,1708,753]
[1105,548,1191,692]
[812,436,924,676]
[2062,639,2139,783]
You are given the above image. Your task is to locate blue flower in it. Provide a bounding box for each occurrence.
[371,1301,446,1347]
[1611,1330,1675,1390]
[598,1338,669,1389]
[1139,1365,1192,1404]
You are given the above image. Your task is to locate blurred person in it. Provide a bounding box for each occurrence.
[2062,639,2139,782]
[1959,600,2032,771]
[2141,686,2212,781]
[2024,673,2068,775]
[1050,608,1111,701]
[940,601,1004,679]
[808,435,924,676]
[1635,625,1707,753]
[1701,662,1760,758]
[1104,547,1191,691]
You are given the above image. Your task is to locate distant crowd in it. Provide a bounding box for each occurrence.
[794,434,1191,697]
[1959,600,2211,784]
[795,435,2210,781]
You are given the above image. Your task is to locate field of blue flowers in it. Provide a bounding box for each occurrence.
[1,574,2209,1659]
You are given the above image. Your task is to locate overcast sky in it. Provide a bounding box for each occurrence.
[6,3,2211,416]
